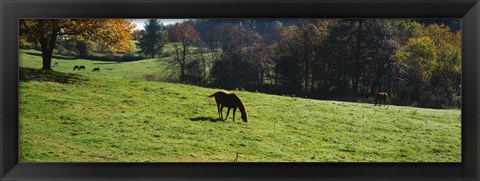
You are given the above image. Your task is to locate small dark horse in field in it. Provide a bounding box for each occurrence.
[78,66,86,71]
[375,92,389,106]
[73,65,79,70]
[53,62,58,67]
[92,68,100,72]
[208,90,248,122]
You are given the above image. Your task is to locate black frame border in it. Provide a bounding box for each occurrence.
[1,0,479,180]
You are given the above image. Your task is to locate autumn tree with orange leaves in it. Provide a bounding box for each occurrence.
[19,19,134,70]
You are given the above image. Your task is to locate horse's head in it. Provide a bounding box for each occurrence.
[241,113,248,122]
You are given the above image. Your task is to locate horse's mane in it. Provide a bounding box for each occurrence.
[218,90,230,94]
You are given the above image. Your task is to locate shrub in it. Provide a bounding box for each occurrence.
[80,52,145,62]
[119,52,145,62]
[161,51,174,58]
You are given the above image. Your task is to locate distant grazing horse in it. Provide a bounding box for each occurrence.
[92,68,100,72]
[73,65,79,70]
[53,62,59,67]
[78,66,86,71]
[375,92,389,106]
[208,90,248,122]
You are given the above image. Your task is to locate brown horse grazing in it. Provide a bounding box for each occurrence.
[375,92,389,106]
[208,90,248,122]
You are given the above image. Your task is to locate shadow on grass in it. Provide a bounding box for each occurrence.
[20,68,86,84]
[190,116,224,122]
[25,52,77,60]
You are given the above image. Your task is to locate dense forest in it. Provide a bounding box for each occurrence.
[21,19,462,109]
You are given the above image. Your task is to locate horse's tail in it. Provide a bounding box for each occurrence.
[208,90,228,98]
[207,92,217,98]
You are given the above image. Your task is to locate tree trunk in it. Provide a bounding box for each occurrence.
[179,45,188,83]
[303,46,309,91]
[77,41,89,58]
[352,20,363,96]
[180,64,186,83]
[274,56,279,86]
[40,27,58,70]
[41,41,53,70]
[352,75,358,95]
[371,71,382,95]
[200,47,207,85]
[34,41,39,50]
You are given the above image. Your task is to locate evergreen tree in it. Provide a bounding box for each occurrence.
[137,19,167,58]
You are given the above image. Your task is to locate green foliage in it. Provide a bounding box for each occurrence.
[392,36,437,82]
[390,23,461,108]
[137,19,167,58]
[415,19,461,32]
[211,52,257,89]
[390,20,424,43]
[75,41,91,58]
[317,19,399,96]
[437,43,461,74]
[208,23,264,89]
[184,58,204,85]
[276,53,302,94]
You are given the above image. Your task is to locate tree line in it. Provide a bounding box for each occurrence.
[19,19,461,109]
[136,19,460,109]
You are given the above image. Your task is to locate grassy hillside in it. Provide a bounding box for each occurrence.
[19,49,177,80]
[19,50,461,162]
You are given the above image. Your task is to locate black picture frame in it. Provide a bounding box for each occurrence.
[1,0,479,180]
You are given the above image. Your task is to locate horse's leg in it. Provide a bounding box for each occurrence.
[225,108,231,121]
[233,108,237,122]
[217,103,221,119]
[220,105,224,120]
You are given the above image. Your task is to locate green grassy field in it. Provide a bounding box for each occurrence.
[19,49,176,80]
[19,49,461,162]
